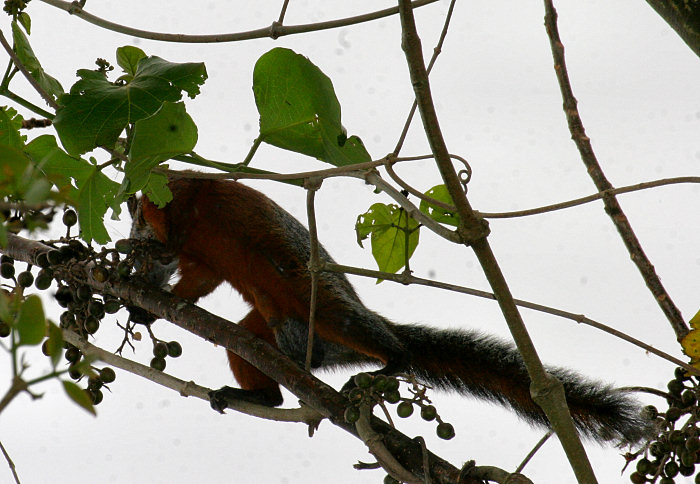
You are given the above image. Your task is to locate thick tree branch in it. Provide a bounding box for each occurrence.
[1,233,489,484]
[397,1,598,481]
[543,0,688,341]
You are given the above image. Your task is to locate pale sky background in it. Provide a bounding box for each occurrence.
[3,1,700,483]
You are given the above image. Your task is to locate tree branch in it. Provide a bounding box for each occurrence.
[1,233,488,484]
[397,1,597,481]
[543,0,688,341]
[37,0,439,43]
[478,176,700,219]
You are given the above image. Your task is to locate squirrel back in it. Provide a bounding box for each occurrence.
[130,175,651,445]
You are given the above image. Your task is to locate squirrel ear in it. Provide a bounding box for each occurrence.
[127,194,141,219]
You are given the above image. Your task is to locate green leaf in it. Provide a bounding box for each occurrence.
[0,106,26,148]
[23,178,52,204]
[0,223,7,248]
[355,203,419,275]
[53,53,205,155]
[116,45,146,77]
[46,321,63,368]
[11,21,63,101]
[18,12,31,34]
[126,101,197,192]
[142,172,172,208]
[26,135,119,243]
[62,380,96,416]
[253,48,371,166]
[16,294,46,346]
[77,165,120,244]
[0,144,32,196]
[419,185,459,227]
[135,56,208,99]
[54,70,180,155]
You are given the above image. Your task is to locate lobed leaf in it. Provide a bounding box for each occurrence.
[54,52,206,156]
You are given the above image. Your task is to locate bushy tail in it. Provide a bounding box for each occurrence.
[388,322,652,445]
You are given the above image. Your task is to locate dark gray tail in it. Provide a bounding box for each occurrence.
[388,322,653,445]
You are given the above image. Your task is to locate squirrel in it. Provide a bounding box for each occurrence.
[128,175,651,445]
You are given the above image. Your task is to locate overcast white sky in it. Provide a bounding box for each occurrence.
[3,1,700,483]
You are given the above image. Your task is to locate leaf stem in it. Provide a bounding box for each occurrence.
[0,88,55,119]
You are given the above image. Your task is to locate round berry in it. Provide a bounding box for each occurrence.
[91,265,109,283]
[83,316,100,334]
[98,367,116,384]
[344,405,360,424]
[166,341,182,358]
[396,401,414,418]
[17,271,33,288]
[153,342,168,358]
[420,405,437,421]
[150,357,166,371]
[0,262,15,279]
[62,209,77,227]
[436,422,455,440]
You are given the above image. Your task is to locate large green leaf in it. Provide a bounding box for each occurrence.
[11,21,64,102]
[126,101,197,192]
[356,203,419,275]
[54,53,206,156]
[253,48,371,166]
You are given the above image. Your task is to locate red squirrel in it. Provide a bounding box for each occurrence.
[128,175,650,444]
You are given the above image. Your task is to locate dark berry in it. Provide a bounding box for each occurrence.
[62,209,77,227]
[17,271,33,287]
[166,341,182,358]
[98,367,116,384]
[436,422,455,440]
[150,357,166,371]
[153,342,168,358]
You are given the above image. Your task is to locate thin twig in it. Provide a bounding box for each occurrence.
[479,176,700,219]
[355,404,421,484]
[62,329,319,423]
[0,440,20,484]
[304,177,322,372]
[543,0,687,341]
[277,0,291,24]
[323,261,699,377]
[38,0,439,43]
[393,0,458,155]
[515,431,553,474]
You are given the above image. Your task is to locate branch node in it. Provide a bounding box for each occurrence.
[268,21,282,39]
